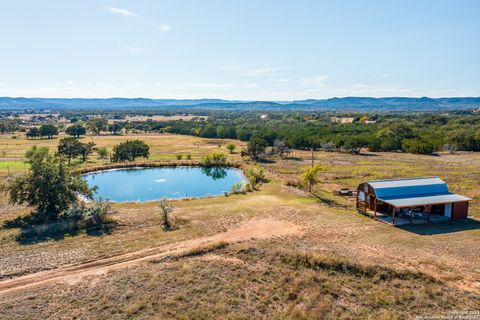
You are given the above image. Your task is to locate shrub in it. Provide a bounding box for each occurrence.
[226,143,236,154]
[230,182,244,194]
[300,163,324,193]
[246,165,267,189]
[96,146,108,159]
[242,182,252,193]
[176,154,183,160]
[201,153,227,166]
[25,145,49,162]
[158,199,175,231]
[81,199,114,226]
[186,153,192,160]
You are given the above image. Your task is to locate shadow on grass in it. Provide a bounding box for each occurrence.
[311,191,347,208]
[3,216,117,245]
[397,218,480,235]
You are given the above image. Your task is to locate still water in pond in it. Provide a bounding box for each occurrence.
[83,166,247,202]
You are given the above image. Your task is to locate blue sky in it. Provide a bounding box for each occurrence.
[0,0,479,100]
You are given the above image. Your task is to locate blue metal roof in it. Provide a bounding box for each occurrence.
[368,177,448,198]
[367,177,471,207]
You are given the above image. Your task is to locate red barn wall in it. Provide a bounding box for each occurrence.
[452,201,469,219]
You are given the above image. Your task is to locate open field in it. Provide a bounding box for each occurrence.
[0,133,244,178]
[0,133,479,319]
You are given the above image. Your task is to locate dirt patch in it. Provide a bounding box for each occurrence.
[0,218,303,294]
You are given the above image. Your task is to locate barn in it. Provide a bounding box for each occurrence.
[356,177,471,225]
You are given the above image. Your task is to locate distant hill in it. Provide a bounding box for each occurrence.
[1,96,480,112]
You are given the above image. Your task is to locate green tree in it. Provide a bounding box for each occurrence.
[58,137,83,164]
[39,124,58,139]
[86,118,108,135]
[26,127,40,139]
[300,163,324,193]
[402,139,434,155]
[65,124,86,138]
[25,145,49,162]
[111,139,150,162]
[5,153,93,222]
[80,141,96,162]
[246,137,267,161]
[226,143,236,154]
[108,123,123,135]
[343,136,368,154]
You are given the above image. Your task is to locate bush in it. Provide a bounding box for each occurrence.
[186,153,192,160]
[201,153,227,166]
[63,199,114,227]
[246,165,267,189]
[176,154,183,160]
[158,199,175,231]
[230,182,244,194]
[226,143,236,154]
[81,199,113,226]
[96,146,108,159]
[402,139,434,155]
[300,163,324,193]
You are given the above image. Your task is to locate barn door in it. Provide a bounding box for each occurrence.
[445,203,452,218]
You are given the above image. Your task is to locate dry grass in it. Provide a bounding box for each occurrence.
[0,132,245,178]
[0,134,479,319]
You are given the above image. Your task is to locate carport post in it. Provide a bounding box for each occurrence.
[392,207,396,225]
[410,208,412,225]
[374,199,377,217]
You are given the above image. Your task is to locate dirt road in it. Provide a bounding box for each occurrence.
[0,218,302,294]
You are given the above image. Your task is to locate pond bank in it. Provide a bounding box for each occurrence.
[76,160,243,175]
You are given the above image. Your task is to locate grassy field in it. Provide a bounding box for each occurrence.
[0,132,244,178]
[0,133,479,319]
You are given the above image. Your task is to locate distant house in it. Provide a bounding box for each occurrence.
[330,117,355,124]
[356,177,471,225]
[260,114,269,120]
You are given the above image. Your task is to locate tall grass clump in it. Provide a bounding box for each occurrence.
[246,165,267,189]
[201,153,227,166]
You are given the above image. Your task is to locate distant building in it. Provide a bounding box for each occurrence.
[356,177,471,225]
[260,114,269,120]
[330,117,355,124]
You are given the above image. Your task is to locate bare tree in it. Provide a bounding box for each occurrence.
[158,199,174,231]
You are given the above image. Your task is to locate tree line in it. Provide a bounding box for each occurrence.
[11,112,480,155]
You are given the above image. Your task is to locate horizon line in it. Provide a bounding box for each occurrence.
[1,95,480,102]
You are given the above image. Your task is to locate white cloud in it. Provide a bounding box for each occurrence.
[243,66,280,77]
[219,62,281,77]
[179,81,257,90]
[268,78,291,83]
[105,7,170,33]
[156,24,171,32]
[187,82,235,89]
[105,6,136,17]
[300,75,330,87]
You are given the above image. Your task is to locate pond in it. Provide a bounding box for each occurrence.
[83,166,248,202]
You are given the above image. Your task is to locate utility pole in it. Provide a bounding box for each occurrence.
[311,148,314,167]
